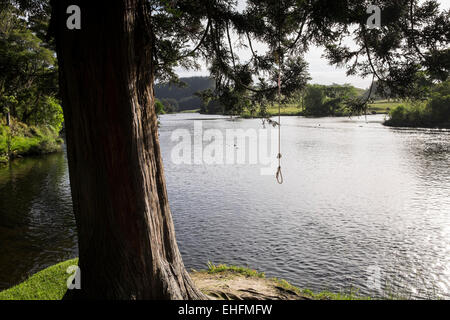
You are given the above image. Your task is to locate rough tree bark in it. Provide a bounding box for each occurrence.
[50,0,205,299]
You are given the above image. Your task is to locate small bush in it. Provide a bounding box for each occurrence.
[385,81,450,128]
[155,99,166,115]
[428,94,450,125]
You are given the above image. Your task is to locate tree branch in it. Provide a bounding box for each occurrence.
[179,18,211,59]
[408,0,427,61]
[226,20,236,70]
[288,13,308,51]
[361,25,384,83]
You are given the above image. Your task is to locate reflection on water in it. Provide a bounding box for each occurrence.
[160,114,450,299]
[0,151,77,290]
[0,114,449,299]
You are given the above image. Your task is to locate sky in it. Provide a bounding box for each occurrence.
[176,45,372,89]
[175,0,450,90]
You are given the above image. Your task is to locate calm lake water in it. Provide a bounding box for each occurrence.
[1,113,449,299]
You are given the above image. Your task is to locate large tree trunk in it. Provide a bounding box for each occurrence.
[50,0,205,299]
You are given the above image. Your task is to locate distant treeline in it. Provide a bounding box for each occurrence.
[154,76,402,117]
[154,76,450,129]
[199,83,369,117]
[154,77,215,112]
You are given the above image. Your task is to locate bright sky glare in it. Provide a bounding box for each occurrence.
[175,0,450,89]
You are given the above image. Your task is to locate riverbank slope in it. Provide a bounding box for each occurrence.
[0,259,368,300]
[0,119,63,164]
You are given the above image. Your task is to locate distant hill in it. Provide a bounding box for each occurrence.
[154,77,215,111]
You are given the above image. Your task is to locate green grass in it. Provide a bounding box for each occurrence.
[198,100,405,118]
[180,109,201,113]
[300,287,370,300]
[273,277,368,300]
[264,104,303,116]
[0,259,78,300]
[368,100,405,114]
[206,262,266,278]
[242,101,402,118]
[0,118,63,162]
[240,104,303,118]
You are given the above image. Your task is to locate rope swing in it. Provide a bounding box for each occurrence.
[275,12,283,185]
[275,58,283,184]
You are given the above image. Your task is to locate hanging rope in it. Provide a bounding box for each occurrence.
[275,44,283,184]
[365,73,376,124]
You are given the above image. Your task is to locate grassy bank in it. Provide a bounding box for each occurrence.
[239,104,303,118]
[263,104,304,117]
[0,259,369,300]
[201,100,396,119]
[0,259,78,300]
[367,100,403,114]
[384,98,450,129]
[180,109,201,113]
[261,101,397,117]
[0,118,63,164]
